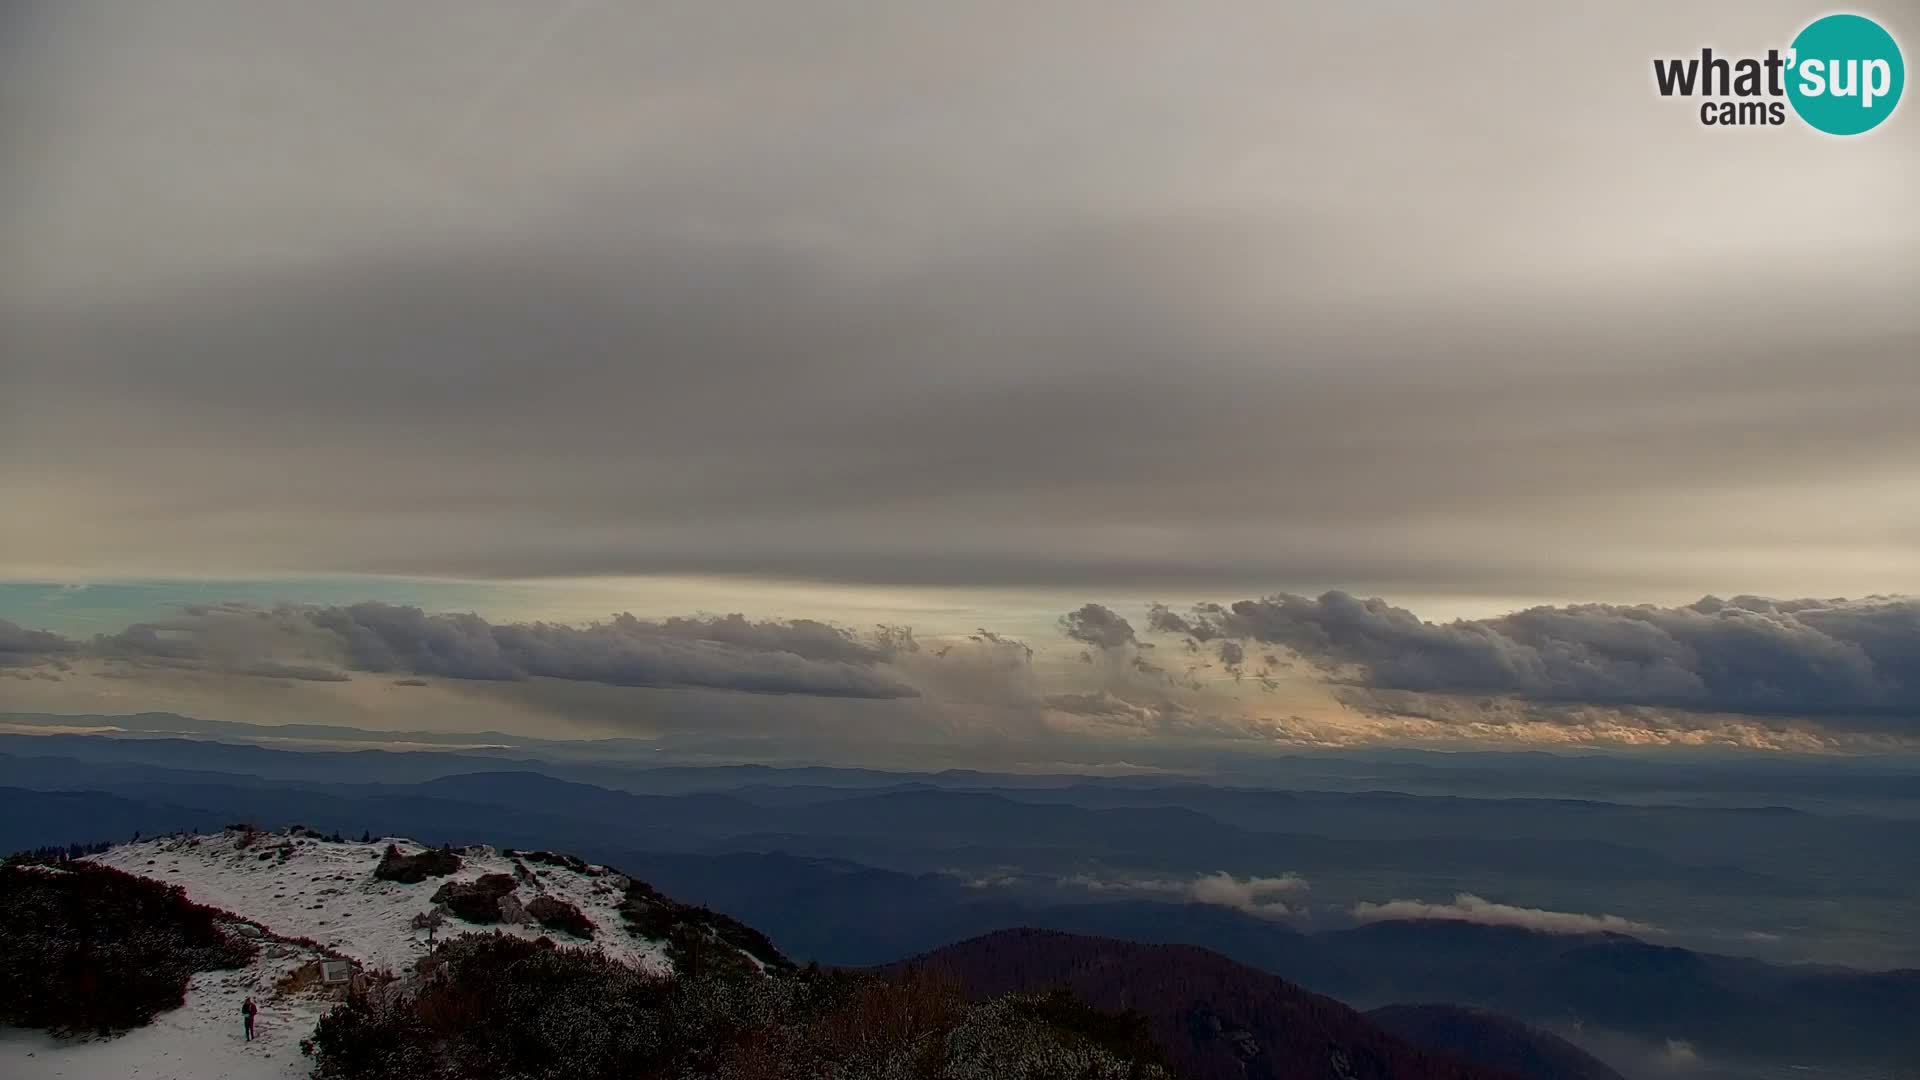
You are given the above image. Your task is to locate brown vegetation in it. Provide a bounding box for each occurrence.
[0,860,257,1035]
[307,932,1171,1080]
[526,894,596,938]
[431,872,519,923]
[892,928,1524,1080]
[373,843,463,884]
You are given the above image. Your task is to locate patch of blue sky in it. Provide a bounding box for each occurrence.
[0,578,547,637]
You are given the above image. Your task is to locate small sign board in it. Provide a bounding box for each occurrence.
[320,960,355,985]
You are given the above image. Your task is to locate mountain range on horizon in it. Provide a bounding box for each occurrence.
[1,723,1916,1078]
[4,825,1629,1080]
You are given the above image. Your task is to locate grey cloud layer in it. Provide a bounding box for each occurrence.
[3,597,1283,747]
[1150,592,1920,726]
[0,619,78,667]
[3,3,1915,596]
[7,589,1919,746]
[2,597,1267,743]
[307,603,914,697]
[3,604,921,699]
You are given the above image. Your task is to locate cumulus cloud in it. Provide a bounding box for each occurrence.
[11,597,1248,749]
[1349,892,1657,935]
[16,585,1920,752]
[1146,592,1920,730]
[1062,871,1308,918]
[302,603,916,698]
[1146,603,1226,643]
[1216,640,1246,679]
[94,623,210,664]
[1034,603,1277,737]
[1145,603,1288,685]
[1058,603,1211,699]
[1,603,925,699]
[0,619,78,668]
[882,627,1039,709]
[1059,604,1139,651]
[658,613,890,665]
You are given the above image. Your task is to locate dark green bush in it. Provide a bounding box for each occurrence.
[619,878,794,975]
[309,933,678,1079]
[373,844,463,884]
[0,861,257,1035]
[306,932,1171,1080]
[525,894,596,938]
[430,873,518,924]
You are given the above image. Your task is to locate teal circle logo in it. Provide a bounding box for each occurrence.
[1787,14,1904,135]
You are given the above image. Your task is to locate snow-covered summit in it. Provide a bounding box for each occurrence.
[2,827,789,1080]
[92,829,674,977]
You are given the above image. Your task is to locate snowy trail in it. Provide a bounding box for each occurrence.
[0,944,331,1080]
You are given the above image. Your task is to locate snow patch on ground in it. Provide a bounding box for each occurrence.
[0,830,678,1079]
[90,832,672,977]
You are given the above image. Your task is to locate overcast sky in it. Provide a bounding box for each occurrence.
[2,3,1915,761]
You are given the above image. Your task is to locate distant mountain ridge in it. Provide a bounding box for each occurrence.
[1366,1005,1626,1080]
[891,928,1529,1080]
[4,731,1917,1075]
[2,828,1559,1080]
[9,716,1919,809]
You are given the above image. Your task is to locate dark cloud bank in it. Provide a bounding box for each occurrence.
[308,604,912,698]
[3,605,918,699]
[0,620,78,668]
[6,591,1917,745]
[1149,592,1920,728]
